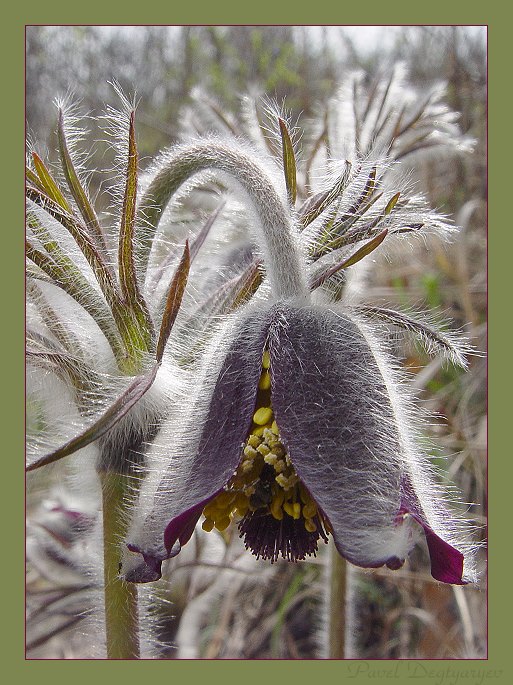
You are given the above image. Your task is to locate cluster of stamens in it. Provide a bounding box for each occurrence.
[201,350,330,562]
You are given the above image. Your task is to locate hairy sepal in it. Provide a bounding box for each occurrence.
[123,302,272,581]
[352,311,478,583]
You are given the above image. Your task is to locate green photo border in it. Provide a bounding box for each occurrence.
[6,2,504,682]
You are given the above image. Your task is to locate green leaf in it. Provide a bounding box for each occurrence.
[26,166,48,194]
[369,69,395,142]
[355,305,472,368]
[119,111,139,300]
[26,365,159,472]
[190,202,225,262]
[26,279,88,374]
[384,192,400,215]
[26,237,125,363]
[224,259,262,313]
[26,240,60,279]
[32,152,72,213]
[26,186,120,311]
[361,167,377,202]
[26,348,96,398]
[333,228,388,268]
[310,229,388,289]
[298,161,352,228]
[393,222,424,234]
[311,167,381,260]
[57,108,108,255]
[179,259,262,366]
[184,259,262,338]
[26,187,145,363]
[278,117,297,205]
[118,111,154,352]
[156,241,190,363]
[25,330,101,401]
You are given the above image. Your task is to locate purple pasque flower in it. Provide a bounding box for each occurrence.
[120,131,475,587]
[123,298,475,585]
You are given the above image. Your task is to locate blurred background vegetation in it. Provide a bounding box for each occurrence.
[26,25,487,659]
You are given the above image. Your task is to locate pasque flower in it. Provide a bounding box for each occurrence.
[123,135,476,586]
[26,84,480,660]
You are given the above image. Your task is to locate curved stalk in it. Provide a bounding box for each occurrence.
[137,142,308,300]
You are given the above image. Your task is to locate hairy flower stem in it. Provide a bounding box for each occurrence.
[100,470,140,659]
[138,142,309,300]
[328,544,347,659]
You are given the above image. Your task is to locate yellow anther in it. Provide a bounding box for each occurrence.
[215,491,235,509]
[262,350,271,369]
[275,473,298,490]
[275,473,290,489]
[243,445,258,459]
[234,492,247,508]
[304,519,317,533]
[283,501,301,520]
[203,501,219,518]
[273,459,286,474]
[274,488,285,504]
[299,484,310,504]
[257,443,270,457]
[247,434,261,448]
[258,372,271,390]
[241,460,255,473]
[215,516,231,532]
[200,376,328,547]
[253,407,273,426]
[202,518,215,532]
[262,428,278,447]
[234,492,250,517]
[236,503,249,517]
[271,503,284,520]
[303,502,318,519]
[270,490,285,520]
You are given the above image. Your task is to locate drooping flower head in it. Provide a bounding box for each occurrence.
[122,133,476,586]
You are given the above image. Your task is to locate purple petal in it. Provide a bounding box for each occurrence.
[164,501,212,551]
[423,528,465,584]
[125,309,271,581]
[124,546,166,583]
[269,305,406,569]
[401,475,466,584]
